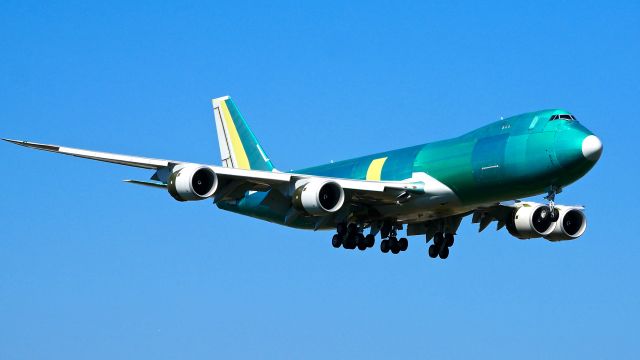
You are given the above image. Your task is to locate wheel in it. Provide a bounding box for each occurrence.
[337,223,347,236]
[439,246,449,259]
[445,233,454,247]
[399,237,408,251]
[344,235,356,249]
[380,239,390,253]
[356,233,367,250]
[331,234,342,248]
[428,244,438,258]
[347,223,358,235]
[434,232,444,247]
[389,237,400,254]
[365,234,375,248]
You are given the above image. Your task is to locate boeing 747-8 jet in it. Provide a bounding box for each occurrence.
[4,97,602,259]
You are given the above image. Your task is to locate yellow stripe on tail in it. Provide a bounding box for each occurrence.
[218,100,251,170]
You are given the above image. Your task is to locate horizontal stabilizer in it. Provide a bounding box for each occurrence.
[123,179,167,188]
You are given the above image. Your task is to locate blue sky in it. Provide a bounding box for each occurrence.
[1,1,639,358]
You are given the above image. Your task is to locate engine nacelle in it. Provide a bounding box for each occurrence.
[292,180,345,216]
[544,206,587,241]
[167,165,218,202]
[506,202,556,239]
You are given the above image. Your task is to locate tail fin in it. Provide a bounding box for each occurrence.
[212,96,275,171]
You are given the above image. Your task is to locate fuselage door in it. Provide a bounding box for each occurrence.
[472,134,508,186]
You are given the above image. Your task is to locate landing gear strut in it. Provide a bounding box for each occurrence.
[428,232,454,259]
[545,186,562,221]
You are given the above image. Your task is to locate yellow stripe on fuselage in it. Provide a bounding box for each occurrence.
[220,100,250,170]
[366,157,387,181]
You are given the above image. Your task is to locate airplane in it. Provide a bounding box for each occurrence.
[3,96,603,259]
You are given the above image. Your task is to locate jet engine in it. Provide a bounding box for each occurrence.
[167,165,218,202]
[506,202,556,239]
[544,206,587,241]
[292,180,345,216]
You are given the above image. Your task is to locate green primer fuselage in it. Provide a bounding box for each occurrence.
[218,109,598,228]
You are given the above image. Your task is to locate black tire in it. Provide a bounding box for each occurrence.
[439,246,449,259]
[344,235,356,249]
[428,244,438,258]
[356,233,366,250]
[445,233,454,247]
[434,232,444,247]
[347,223,358,235]
[380,239,390,253]
[399,237,408,251]
[365,234,375,248]
[332,234,342,248]
[390,237,400,254]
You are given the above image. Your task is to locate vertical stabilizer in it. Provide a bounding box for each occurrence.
[212,96,275,171]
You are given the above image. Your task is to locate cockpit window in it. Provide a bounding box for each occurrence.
[550,114,576,121]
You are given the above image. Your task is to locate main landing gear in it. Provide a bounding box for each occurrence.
[331,223,375,251]
[331,222,408,254]
[332,223,456,259]
[379,225,408,255]
[427,232,454,259]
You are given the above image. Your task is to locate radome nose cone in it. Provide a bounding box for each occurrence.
[582,135,602,161]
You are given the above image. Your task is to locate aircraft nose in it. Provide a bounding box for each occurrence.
[581,135,603,162]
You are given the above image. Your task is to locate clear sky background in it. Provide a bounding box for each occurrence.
[1,1,638,359]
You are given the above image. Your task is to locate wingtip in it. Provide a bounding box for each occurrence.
[2,138,25,146]
[2,138,60,152]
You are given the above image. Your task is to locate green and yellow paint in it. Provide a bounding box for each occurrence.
[218,105,601,229]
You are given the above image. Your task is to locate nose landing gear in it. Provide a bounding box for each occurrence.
[545,186,562,221]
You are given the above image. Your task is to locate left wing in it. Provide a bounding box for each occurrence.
[3,138,426,205]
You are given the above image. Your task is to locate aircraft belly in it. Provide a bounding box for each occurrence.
[371,171,464,223]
